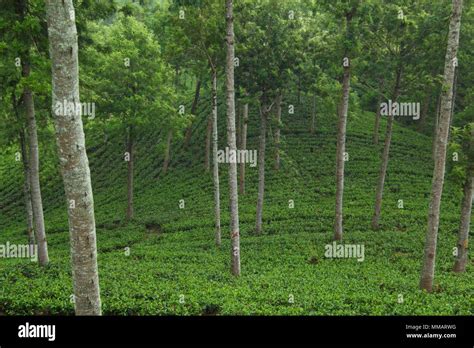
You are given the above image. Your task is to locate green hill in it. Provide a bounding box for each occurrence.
[0,92,472,315]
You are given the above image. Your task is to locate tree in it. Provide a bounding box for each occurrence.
[23,58,49,265]
[211,70,221,246]
[226,0,241,276]
[235,0,302,234]
[83,15,181,221]
[239,100,249,195]
[420,0,463,292]
[0,0,51,266]
[368,1,417,230]
[165,0,225,243]
[334,2,358,241]
[45,0,102,315]
[451,124,473,272]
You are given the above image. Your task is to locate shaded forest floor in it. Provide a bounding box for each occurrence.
[0,92,472,315]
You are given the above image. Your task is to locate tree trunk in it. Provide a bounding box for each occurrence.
[126,125,134,221]
[420,0,463,292]
[373,94,382,145]
[447,68,458,143]
[256,103,267,235]
[226,0,241,276]
[236,101,241,149]
[432,94,441,159]
[334,60,351,241]
[453,168,473,273]
[205,113,212,171]
[211,71,222,247]
[239,103,248,195]
[46,0,102,315]
[418,90,431,131]
[162,129,172,175]
[23,60,49,266]
[274,92,282,170]
[183,79,202,147]
[371,66,402,230]
[19,129,35,251]
[310,93,316,134]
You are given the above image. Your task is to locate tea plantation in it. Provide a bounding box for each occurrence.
[0,92,472,315]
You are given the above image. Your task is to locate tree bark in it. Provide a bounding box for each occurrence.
[183,79,202,147]
[46,0,101,315]
[256,103,267,235]
[453,168,473,273]
[211,71,222,247]
[226,0,241,276]
[19,129,35,251]
[239,103,248,195]
[420,0,463,292]
[23,60,49,266]
[371,66,402,230]
[373,94,382,145]
[418,90,431,131]
[432,94,441,159]
[126,125,134,221]
[274,92,282,171]
[205,113,212,171]
[162,129,172,175]
[448,67,458,143]
[334,59,351,241]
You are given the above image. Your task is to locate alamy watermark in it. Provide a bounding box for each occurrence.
[324,241,365,262]
[217,147,257,167]
[0,242,37,262]
[54,99,96,119]
[380,99,420,120]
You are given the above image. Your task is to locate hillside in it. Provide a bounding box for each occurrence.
[0,91,472,316]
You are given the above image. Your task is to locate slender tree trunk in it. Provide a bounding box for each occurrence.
[205,113,212,171]
[432,94,441,159]
[23,60,49,266]
[453,168,473,273]
[226,0,241,276]
[162,129,172,175]
[448,68,458,143]
[420,0,463,292]
[418,90,431,131]
[46,0,101,315]
[334,59,351,241]
[236,101,241,149]
[373,94,382,145]
[256,103,267,234]
[310,93,316,134]
[19,129,35,251]
[371,66,402,230]
[184,79,202,147]
[239,103,248,195]
[126,125,134,221]
[274,92,282,171]
[211,71,221,247]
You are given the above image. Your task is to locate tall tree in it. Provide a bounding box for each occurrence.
[334,4,357,241]
[420,0,463,292]
[371,65,402,229]
[239,101,248,195]
[46,0,101,315]
[274,91,282,171]
[226,0,241,276]
[19,128,35,252]
[211,70,221,246]
[23,59,49,266]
